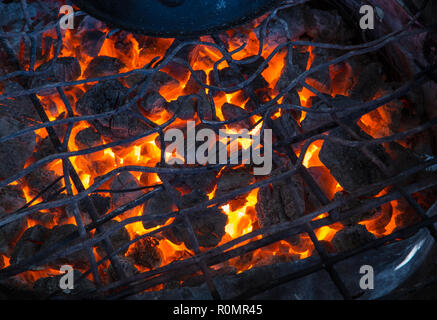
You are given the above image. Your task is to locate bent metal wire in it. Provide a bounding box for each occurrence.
[0,0,436,300]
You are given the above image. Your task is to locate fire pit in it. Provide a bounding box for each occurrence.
[0,0,436,300]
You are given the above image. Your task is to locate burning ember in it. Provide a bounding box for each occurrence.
[0,0,436,300]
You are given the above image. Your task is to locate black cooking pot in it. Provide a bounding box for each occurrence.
[72,0,279,38]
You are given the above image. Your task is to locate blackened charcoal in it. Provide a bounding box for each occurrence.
[33,270,95,298]
[80,30,106,58]
[76,79,149,139]
[2,82,39,123]
[164,190,228,249]
[300,95,360,132]
[111,171,144,209]
[74,127,102,149]
[270,112,299,143]
[76,79,128,124]
[79,194,110,217]
[238,56,269,90]
[0,185,26,213]
[221,103,254,130]
[40,224,89,269]
[196,91,213,121]
[305,48,332,94]
[216,167,255,211]
[209,67,241,88]
[157,163,219,195]
[142,189,179,229]
[126,70,179,91]
[216,167,254,195]
[0,208,27,256]
[210,66,267,91]
[256,174,305,227]
[24,167,62,201]
[319,125,389,193]
[349,62,384,101]
[127,237,162,269]
[32,57,81,96]
[77,16,106,57]
[141,92,168,115]
[33,137,56,161]
[303,7,354,43]
[107,257,139,282]
[183,266,237,288]
[84,56,125,79]
[331,192,381,227]
[393,199,421,231]
[386,142,423,183]
[330,225,376,253]
[0,116,36,180]
[269,5,306,43]
[95,220,130,258]
[10,225,49,267]
[183,70,207,94]
[275,49,309,93]
[28,211,56,226]
[167,95,197,120]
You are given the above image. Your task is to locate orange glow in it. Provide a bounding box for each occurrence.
[7,13,412,286]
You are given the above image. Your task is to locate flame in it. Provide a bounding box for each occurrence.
[7,11,414,286]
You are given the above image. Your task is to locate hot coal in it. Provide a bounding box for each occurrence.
[28,211,56,226]
[84,56,125,79]
[79,194,111,217]
[305,47,333,94]
[0,209,27,257]
[0,185,27,254]
[303,6,354,43]
[126,70,179,92]
[127,236,163,270]
[0,185,26,213]
[33,270,95,298]
[349,61,384,100]
[256,173,306,227]
[80,30,106,58]
[156,164,219,195]
[221,103,254,130]
[77,16,107,57]
[163,190,228,249]
[40,224,89,269]
[95,220,131,258]
[24,167,62,201]
[300,95,360,132]
[74,127,103,149]
[183,70,207,94]
[32,57,81,96]
[1,81,40,124]
[330,225,376,253]
[76,79,149,139]
[10,225,48,268]
[107,257,139,282]
[319,124,389,193]
[216,167,255,211]
[110,171,145,210]
[275,48,309,93]
[141,92,168,115]
[331,192,383,227]
[142,189,178,229]
[166,95,197,120]
[270,112,299,144]
[32,137,56,162]
[0,115,36,180]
